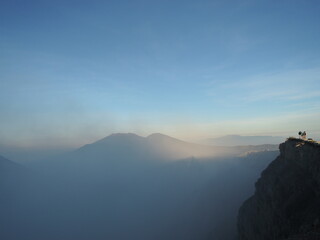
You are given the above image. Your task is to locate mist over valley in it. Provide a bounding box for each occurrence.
[1,133,279,240]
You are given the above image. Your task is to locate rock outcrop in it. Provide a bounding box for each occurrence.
[237,138,320,240]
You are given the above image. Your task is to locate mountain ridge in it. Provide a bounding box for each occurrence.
[70,133,279,163]
[68,132,225,163]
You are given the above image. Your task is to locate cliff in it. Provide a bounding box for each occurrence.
[237,138,320,240]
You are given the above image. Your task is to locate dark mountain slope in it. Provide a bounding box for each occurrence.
[238,139,320,240]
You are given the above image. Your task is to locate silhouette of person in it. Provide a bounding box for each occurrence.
[301,131,307,140]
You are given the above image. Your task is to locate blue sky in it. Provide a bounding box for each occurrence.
[1,0,320,148]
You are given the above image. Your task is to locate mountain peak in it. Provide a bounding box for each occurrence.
[147,133,171,139]
[108,133,141,138]
[146,133,185,143]
[95,133,143,143]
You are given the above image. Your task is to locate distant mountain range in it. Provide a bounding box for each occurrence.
[48,133,279,165]
[202,135,285,146]
[74,132,227,161]
[1,133,281,163]
[0,133,281,240]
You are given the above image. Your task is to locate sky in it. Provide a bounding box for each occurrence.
[1,0,320,149]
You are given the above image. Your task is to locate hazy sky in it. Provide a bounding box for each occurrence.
[1,0,320,148]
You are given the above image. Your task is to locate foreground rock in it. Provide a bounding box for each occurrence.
[237,138,320,240]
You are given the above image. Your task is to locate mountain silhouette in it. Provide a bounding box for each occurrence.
[59,133,229,166]
[53,133,278,167]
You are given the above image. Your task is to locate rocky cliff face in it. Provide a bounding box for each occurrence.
[237,138,320,240]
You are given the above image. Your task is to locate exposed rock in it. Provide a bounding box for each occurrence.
[237,138,320,240]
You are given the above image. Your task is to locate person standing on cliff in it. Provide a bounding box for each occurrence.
[301,131,307,140]
[298,131,307,140]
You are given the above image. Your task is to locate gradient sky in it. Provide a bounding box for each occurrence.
[1,0,320,148]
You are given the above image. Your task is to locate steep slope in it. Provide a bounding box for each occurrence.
[237,138,320,240]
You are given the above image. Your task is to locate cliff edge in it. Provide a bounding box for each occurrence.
[237,138,320,240]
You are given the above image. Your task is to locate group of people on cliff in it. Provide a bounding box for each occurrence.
[298,131,307,140]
